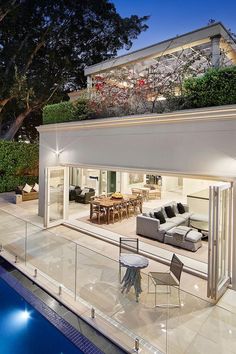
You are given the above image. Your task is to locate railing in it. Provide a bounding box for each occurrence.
[0,208,235,354]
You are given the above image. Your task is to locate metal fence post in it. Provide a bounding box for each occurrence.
[74,243,78,301]
[25,221,28,265]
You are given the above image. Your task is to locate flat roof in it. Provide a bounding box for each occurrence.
[37,104,236,133]
[84,22,236,76]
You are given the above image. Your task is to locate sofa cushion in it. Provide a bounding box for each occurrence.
[75,186,82,195]
[80,188,90,195]
[33,183,39,192]
[153,207,162,213]
[23,183,32,193]
[177,212,192,220]
[161,207,167,218]
[185,230,202,243]
[159,222,176,232]
[167,226,202,242]
[177,202,185,214]
[190,213,209,222]
[154,211,166,224]
[172,202,179,215]
[165,216,186,225]
[165,206,176,218]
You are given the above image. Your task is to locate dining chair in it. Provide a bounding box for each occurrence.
[148,254,184,308]
[136,195,143,213]
[90,201,106,224]
[120,201,128,220]
[127,199,137,217]
[109,203,120,223]
[131,188,141,197]
[142,188,149,201]
[119,237,139,282]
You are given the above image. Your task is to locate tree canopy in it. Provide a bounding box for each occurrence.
[0,0,149,141]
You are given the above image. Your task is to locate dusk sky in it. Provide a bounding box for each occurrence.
[113,0,236,54]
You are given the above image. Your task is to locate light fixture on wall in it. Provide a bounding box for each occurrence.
[54,148,63,158]
[55,149,60,157]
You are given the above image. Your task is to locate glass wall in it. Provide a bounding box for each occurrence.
[69,167,119,196]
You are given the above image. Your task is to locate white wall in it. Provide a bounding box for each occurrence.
[182,178,221,196]
[162,176,179,192]
[38,113,236,215]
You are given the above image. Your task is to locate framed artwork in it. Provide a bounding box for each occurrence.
[129,173,144,184]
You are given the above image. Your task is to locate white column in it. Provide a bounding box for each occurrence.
[120,172,129,194]
[211,35,221,68]
[116,172,121,192]
[87,75,92,89]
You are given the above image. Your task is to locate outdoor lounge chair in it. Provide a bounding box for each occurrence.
[148,254,183,307]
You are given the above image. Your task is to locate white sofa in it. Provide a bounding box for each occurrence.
[136,201,207,251]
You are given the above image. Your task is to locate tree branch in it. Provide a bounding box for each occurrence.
[0,0,17,23]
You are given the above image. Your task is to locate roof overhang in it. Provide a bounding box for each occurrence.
[84,22,236,76]
[37,104,236,133]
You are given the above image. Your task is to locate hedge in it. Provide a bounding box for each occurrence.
[0,141,39,192]
[43,99,93,124]
[183,66,236,108]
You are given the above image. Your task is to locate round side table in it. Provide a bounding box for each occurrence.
[120,254,149,302]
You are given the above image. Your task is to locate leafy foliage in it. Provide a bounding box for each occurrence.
[44,65,236,123]
[0,0,148,140]
[43,99,94,124]
[183,66,236,108]
[0,140,38,192]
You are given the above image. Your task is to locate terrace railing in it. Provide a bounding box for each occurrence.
[0,208,234,354]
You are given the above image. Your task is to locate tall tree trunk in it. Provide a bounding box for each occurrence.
[0,97,12,113]
[2,108,33,141]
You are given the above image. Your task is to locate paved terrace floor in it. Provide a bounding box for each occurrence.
[0,193,236,353]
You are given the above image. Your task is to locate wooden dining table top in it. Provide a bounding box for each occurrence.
[90,194,139,207]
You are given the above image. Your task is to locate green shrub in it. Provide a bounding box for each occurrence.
[183,66,236,108]
[0,175,38,193]
[43,98,94,124]
[0,141,39,192]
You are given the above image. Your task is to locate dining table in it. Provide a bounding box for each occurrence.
[89,194,142,224]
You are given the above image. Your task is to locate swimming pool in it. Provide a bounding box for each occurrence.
[0,257,126,354]
[0,277,83,354]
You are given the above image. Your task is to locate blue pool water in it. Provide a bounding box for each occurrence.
[0,278,83,354]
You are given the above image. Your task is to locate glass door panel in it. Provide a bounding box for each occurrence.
[208,183,232,301]
[44,167,68,227]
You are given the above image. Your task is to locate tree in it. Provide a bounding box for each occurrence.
[89,46,214,116]
[0,0,149,140]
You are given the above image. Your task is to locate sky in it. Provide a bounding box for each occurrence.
[113,0,236,55]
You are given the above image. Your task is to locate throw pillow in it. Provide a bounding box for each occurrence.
[75,186,82,195]
[23,183,32,193]
[177,203,185,214]
[164,205,176,218]
[161,207,167,218]
[80,188,90,196]
[149,211,155,218]
[69,185,75,191]
[32,183,39,192]
[154,211,166,224]
[142,212,149,217]
[172,202,179,215]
